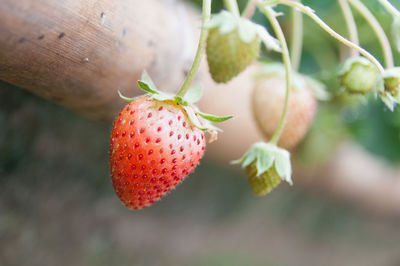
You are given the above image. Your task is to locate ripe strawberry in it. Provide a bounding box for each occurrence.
[252,65,325,149]
[109,71,232,210]
[109,96,206,210]
[205,11,281,83]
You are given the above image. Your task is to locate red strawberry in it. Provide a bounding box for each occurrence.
[109,96,206,210]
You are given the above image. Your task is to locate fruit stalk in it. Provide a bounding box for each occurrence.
[177,0,211,98]
[290,0,303,71]
[338,0,359,57]
[277,0,385,73]
[378,0,400,17]
[242,0,259,19]
[349,0,394,68]
[224,0,240,16]
[258,4,292,145]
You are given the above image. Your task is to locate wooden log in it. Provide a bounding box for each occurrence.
[0,0,197,120]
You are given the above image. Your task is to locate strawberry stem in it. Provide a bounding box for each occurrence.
[338,0,360,58]
[289,0,303,71]
[242,0,259,19]
[224,0,240,17]
[378,0,400,17]
[258,4,292,146]
[349,0,394,68]
[177,0,211,98]
[276,0,385,73]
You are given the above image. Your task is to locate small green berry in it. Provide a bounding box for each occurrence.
[339,57,378,95]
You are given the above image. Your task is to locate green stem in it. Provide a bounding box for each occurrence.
[349,0,394,68]
[242,0,259,19]
[177,0,211,98]
[378,0,400,17]
[277,0,385,72]
[338,0,359,57]
[290,0,303,71]
[224,0,240,16]
[258,4,292,145]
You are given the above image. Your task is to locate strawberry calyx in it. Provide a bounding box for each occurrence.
[232,142,292,186]
[375,67,400,111]
[205,10,282,52]
[256,63,330,101]
[118,71,232,140]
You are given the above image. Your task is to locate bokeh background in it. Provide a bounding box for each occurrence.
[2,0,400,265]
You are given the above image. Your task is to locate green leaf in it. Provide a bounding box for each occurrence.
[137,81,159,94]
[117,90,136,102]
[184,84,203,104]
[197,112,233,122]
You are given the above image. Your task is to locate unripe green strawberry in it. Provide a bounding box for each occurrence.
[339,57,379,95]
[232,142,292,196]
[252,72,319,150]
[205,11,281,83]
[207,28,260,83]
[246,161,281,196]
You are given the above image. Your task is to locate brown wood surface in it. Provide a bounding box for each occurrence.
[0,0,197,120]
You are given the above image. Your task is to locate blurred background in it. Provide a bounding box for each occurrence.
[2,0,400,265]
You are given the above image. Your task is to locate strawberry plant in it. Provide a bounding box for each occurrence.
[110,0,400,209]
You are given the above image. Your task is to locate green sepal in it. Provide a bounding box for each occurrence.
[183,105,222,132]
[137,81,159,94]
[376,67,400,111]
[238,19,256,44]
[256,149,274,176]
[140,70,158,93]
[183,84,203,104]
[131,71,232,136]
[205,10,281,51]
[197,112,233,122]
[232,142,292,185]
[379,91,396,111]
[137,72,173,101]
[338,57,375,76]
[256,63,330,100]
[118,90,137,102]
